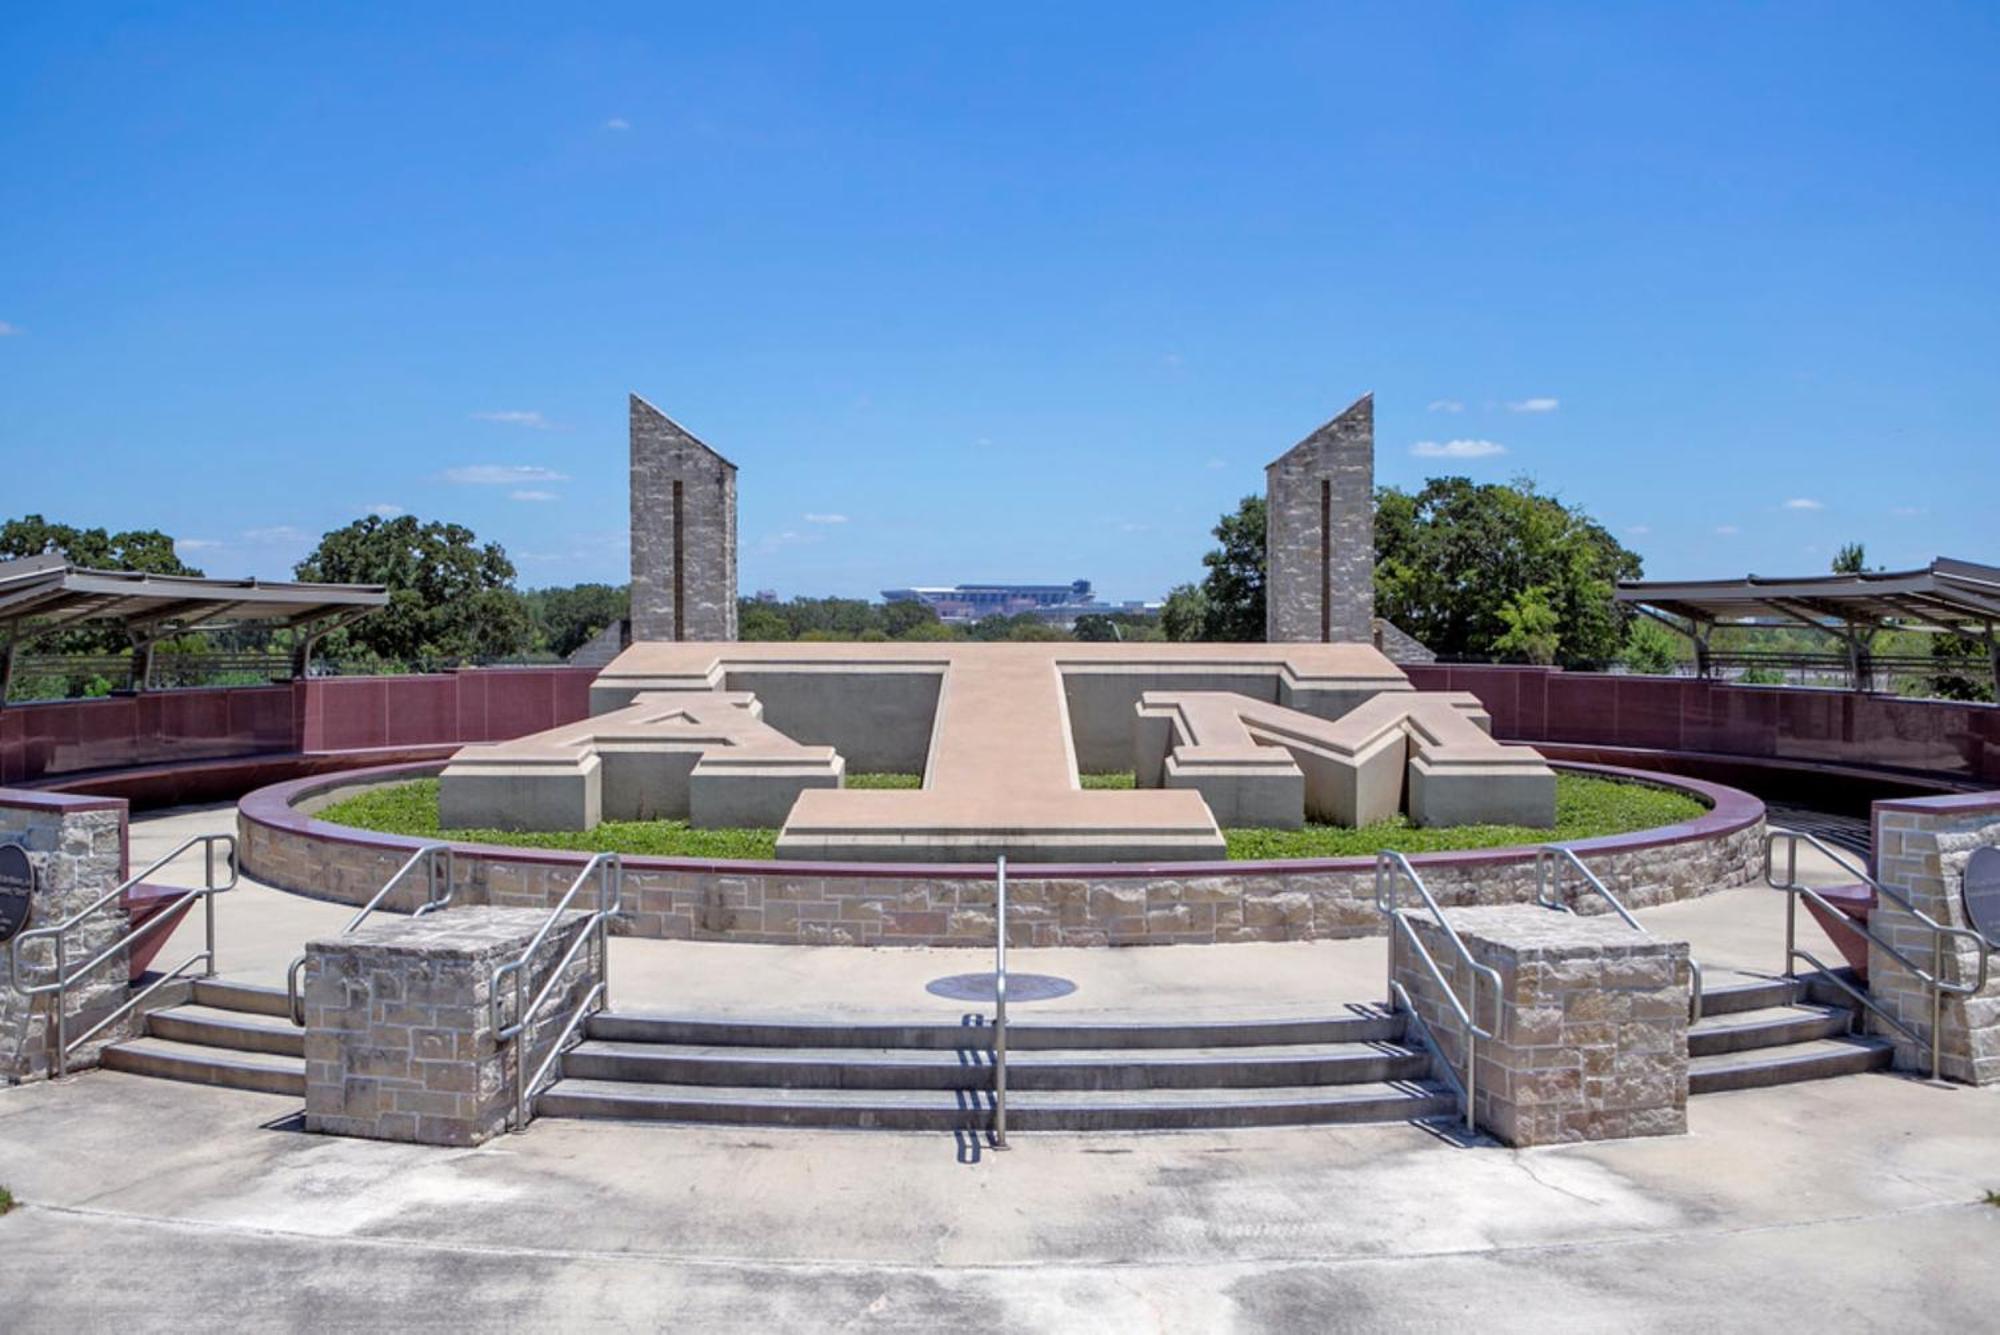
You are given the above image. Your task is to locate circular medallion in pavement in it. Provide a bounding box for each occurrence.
[925,972,1077,1003]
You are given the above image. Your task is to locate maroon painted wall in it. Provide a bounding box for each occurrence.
[6,663,1997,793]
[0,669,595,786]
[1405,665,2000,788]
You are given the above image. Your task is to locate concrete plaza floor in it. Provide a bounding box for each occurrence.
[6,804,1984,1332]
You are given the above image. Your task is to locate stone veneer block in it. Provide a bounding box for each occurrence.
[0,792,131,1084]
[629,394,737,642]
[1868,800,2000,1084]
[1266,394,1375,644]
[1394,904,1690,1146]
[302,906,595,1145]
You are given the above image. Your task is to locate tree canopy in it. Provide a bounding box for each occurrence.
[293,515,531,664]
[0,513,202,576]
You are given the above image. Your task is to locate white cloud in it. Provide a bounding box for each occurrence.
[510,490,560,503]
[1782,497,1824,511]
[802,513,848,525]
[1119,521,1151,533]
[1890,505,1925,518]
[443,464,570,485]
[604,117,631,131]
[1411,438,1507,459]
[470,410,555,429]
[1715,524,1741,535]
[365,503,405,519]
[1627,525,1651,536]
[1426,399,1465,414]
[0,321,20,337]
[242,525,308,544]
[176,537,223,551]
[1507,397,1560,413]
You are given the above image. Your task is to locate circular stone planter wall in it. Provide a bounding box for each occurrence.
[238,762,1766,947]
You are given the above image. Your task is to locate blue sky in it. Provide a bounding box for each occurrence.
[2,3,1995,601]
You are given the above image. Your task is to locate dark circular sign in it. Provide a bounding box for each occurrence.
[1962,845,2000,947]
[0,843,33,945]
[925,972,1078,1003]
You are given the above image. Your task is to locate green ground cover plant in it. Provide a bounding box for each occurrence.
[318,771,1702,862]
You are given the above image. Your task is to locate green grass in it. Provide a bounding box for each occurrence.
[318,770,1702,862]
[1985,1190,2000,1209]
[0,1185,13,1216]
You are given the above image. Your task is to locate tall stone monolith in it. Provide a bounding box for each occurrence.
[629,394,737,642]
[1265,394,1374,644]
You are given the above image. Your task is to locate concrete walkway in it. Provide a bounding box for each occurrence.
[0,1062,1995,1331]
[3,804,1991,1330]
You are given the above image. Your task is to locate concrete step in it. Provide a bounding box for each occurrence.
[1688,1036,1895,1095]
[536,1077,1456,1131]
[99,1035,306,1097]
[561,1039,1431,1091]
[1696,972,1803,1018]
[1688,1003,1854,1058]
[189,977,294,1020]
[146,1004,305,1058]
[586,1010,1405,1051]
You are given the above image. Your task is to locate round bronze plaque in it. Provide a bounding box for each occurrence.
[0,843,33,945]
[1962,845,2000,947]
[925,972,1077,1003]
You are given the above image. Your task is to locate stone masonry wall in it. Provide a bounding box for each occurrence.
[1871,797,2000,1084]
[629,394,737,642]
[244,806,1762,949]
[1395,904,1690,1145]
[0,791,129,1084]
[1266,394,1374,644]
[303,907,595,1145]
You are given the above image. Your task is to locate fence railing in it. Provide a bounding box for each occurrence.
[7,834,237,1077]
[1376,851,1499,1133]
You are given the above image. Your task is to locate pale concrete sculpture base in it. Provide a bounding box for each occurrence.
[1134,689,1555,830]
[440,691,841,832]
[1394,904,1691,1146]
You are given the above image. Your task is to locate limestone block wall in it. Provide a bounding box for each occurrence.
[302,907,595,1145]
[0,790,129,1084]
[1395,905,1690,1145]
[1870,795,2000,1084]
[629,394,737,642]
[1266,394,1375,644]
[243,778,1763,949]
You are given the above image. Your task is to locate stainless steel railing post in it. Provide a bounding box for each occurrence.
[993,855,1010,1150]
[54,936,68,1080]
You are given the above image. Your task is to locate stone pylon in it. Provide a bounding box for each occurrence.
[629,394,738,642]
[1264,393,1374,644]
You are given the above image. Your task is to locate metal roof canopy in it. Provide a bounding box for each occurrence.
[1615,557,2000,691]
[0,553,388,698]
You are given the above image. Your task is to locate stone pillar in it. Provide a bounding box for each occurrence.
[302,907,597,1145]
[0,790,130,1084]
[1265,393,1374,644]
[629,394,737,643]
[1392,904,1689,1145]
[1869,795,2000,1084]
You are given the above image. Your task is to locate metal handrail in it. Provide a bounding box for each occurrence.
[1376,851,1499,1132]
[490,853,623,1130]
[1765,829,1991,1080]
[993,855,1010,1150]
[285,844,456,1027]
[1536,845,1704,1021]
[7,833,237,1078]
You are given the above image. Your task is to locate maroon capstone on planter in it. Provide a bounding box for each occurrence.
[237,761,1767,949]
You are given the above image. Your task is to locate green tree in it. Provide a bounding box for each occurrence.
[880,599,940,638]
[0,514,204,576]
[1926,635,1995,702]
[1622,617,1685,675]
[1375,477,1640,668]
[1493,585,1563,665]
[293,515,530,664]
[524,583,629,658]
[1193,496,1267,641]
[1071,613,1119,642]
[1160,583,1209,642]
[1831,542,1872,575]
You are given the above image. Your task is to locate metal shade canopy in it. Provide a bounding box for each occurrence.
[0,553,388,697]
